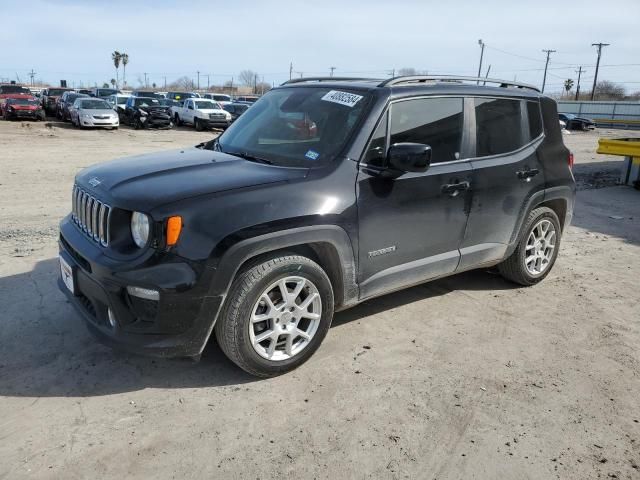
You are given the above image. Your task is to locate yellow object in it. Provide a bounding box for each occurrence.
[596,138,640,157]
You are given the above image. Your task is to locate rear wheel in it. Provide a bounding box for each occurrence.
[498,207,562,286]
[214,254,334,377]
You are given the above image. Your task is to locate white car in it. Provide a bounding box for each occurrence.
[106,94,131,114]
[69,98,119,129]
[170,98,232,131]
[202,93,232,105]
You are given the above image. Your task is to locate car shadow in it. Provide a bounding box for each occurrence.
[0,256,518,398]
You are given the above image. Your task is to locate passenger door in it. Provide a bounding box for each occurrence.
[458,98,546,270]
[356,97,473,300]
[184,100,195,123]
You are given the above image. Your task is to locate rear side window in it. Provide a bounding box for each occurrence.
[390,97,464,163]
[526,101,543,140]
[474,98,526,157]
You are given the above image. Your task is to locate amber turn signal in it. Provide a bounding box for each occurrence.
[166,216,182,246]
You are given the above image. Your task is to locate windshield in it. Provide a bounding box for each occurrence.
[0,85,31,94]
[159,99,176,106]
[217,87,370,167]
[194,100,218,110]
[214,95,231,101]
[65,94,82,103]
[8,98,38,105]
[170,92,196,100]
[135,98,161,107]
[117,96,129,104]
[563,113,576,119]
[79,99,111,109]
[96,89,118,97]
[48,88,70,96]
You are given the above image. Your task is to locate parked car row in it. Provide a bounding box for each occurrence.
[1,83,254,129]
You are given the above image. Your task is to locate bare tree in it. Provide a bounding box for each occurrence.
[239,70,258,87]
[593,80,626,100]
[398,67,418,76]
[168,76,196,90]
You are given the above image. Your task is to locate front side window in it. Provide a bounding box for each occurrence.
[474,98,526,157]
[390,97,464,163]
[217,87,370,167]
[363,112,388,167]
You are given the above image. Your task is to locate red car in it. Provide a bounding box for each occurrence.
[2,97,45,121]
[0,84,33,114]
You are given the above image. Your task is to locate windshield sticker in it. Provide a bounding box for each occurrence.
[321,90,363,108]
[305,150,320,161]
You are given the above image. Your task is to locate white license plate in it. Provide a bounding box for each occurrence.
[59,256,75,294]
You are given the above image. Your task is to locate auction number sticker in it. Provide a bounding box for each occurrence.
[321,90,363,108]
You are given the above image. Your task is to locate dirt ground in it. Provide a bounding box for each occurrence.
[0,120,639,479]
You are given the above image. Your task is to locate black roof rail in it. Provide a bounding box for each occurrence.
[281,77,378,86]
[379,75,540,92]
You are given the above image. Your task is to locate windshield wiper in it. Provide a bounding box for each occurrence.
[230,151,274,165]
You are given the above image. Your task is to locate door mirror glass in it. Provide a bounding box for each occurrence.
[387,143,431,172]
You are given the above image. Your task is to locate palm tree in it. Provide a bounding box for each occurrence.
[563,79,574,98]
[111,51,121,88]
[110,78,116,87]
[121,53,129,87]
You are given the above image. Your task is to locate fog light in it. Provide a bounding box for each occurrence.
[107,308,117,328]
[126,286,160,301]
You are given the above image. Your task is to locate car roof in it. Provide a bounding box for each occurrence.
[277,76,544,100]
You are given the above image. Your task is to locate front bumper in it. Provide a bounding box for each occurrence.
[203,119,231,129]
[79,116,119,128]
[58,216,222,358]
[140,115,172,128]
[6,110,41,119]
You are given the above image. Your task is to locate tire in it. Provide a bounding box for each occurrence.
[194,117,203,131]
[134,118,141,130]
[498,207,562,286]
[174,113,181,126]
[215,254,334,377]
[581,122,589,131]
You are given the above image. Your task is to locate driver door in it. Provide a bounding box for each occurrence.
[356,97,473,300]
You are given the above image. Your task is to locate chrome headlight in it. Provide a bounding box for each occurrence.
[131,212,150,248]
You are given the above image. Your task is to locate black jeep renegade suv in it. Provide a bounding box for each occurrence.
[58,75,575,377]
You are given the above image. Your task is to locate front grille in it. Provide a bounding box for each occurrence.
[93,115,111,119]
[209,113,226,120]
[71,185,111,247]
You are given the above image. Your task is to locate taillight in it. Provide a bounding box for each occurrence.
[568,152,574,169]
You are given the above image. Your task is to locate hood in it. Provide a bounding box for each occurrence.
[198,108,228,114]
[139,104,170,113]
[0,93,33,100]
[9,104,39,110]
[75,148,308,211]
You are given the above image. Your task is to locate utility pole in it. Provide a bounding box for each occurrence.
[482,64,491,85]
[163,76,167,89]
[144,72,148,88]
[590,42,610,101]
[28,69,36,86]
[206,74,210,90]
[197,71,200,90]
[254,73,257,94]
[330,66,336,77]
[289,62,293,81]
[476,39,485,84]
[541,49,556,93]
[575,66,585,100]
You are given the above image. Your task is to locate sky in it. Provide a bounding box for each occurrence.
[1,0,639,95]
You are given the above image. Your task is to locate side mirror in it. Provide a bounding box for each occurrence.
[387,143,432,173]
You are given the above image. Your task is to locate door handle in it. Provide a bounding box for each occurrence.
[516,168,540,181]
[441,181,470,197]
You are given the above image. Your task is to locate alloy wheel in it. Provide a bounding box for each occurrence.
[524,219,556,275]
[249,276,322,361]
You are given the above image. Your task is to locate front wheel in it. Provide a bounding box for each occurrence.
[174,114,181,126]
[194,117,203,131]
[498,207,562,286]
[215,254,334,377]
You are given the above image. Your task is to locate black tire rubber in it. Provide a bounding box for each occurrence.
[194,117,203,131]
[498,206,562,286]
[214,254,334,378]
[174,114,181,126]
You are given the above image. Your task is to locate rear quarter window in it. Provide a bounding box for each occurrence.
[526,101,543,140]
[474,98,526,157]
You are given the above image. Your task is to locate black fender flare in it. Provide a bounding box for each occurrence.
[207,225,359,310]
